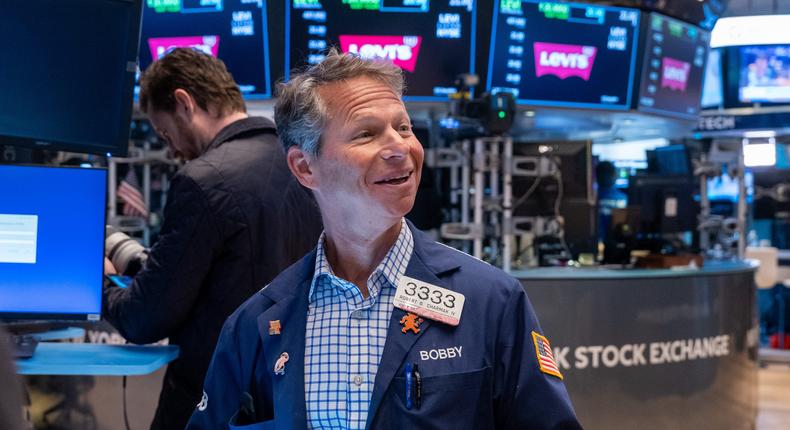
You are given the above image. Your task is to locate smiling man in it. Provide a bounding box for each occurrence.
[188,50,582,429]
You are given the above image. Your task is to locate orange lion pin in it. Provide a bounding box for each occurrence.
[400,312,424,334]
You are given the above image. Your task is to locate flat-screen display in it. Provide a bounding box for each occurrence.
[707,171,753,202]
[0,165,107,321]
[738,45,790,104]
[285,0,477,101]
[637,13,709,119]
[701,48,724,108]
[138,0,272,99]
[0,0,142,157]
[487,0,640,110]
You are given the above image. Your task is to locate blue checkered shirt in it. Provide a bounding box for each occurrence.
[305,219,414,429]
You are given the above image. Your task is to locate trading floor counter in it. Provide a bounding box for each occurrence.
[514,261,758,430]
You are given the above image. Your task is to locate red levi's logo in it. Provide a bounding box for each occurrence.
[660,57,691,92]
[533,42,597,81]
[148,36,220,60]
[339,35,422,72]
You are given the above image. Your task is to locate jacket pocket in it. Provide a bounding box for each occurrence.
[380,366,494,430]
[229,411,274,430]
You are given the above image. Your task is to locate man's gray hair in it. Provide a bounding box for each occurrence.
[274,49,405,155]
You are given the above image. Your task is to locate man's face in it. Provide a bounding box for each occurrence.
[307,76,424,223]
[147,108,201,161]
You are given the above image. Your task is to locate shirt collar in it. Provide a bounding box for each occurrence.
[308,219,413,303]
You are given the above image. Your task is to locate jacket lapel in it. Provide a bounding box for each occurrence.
[255,254,314,429]
[365,224,460,428]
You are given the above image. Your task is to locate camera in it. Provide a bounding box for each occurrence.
[105,226,148,276]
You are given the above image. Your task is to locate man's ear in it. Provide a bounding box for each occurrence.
[287,146,317,190]
[173,89,194,122]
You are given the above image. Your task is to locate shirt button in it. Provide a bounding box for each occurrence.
[352,375,363,386]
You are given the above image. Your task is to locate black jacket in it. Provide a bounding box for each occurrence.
[103,117,322,430]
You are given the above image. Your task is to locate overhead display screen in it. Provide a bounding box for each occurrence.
[0,0,141,157]
[139,0,272,99]
[486,0,640,110]
[637,13,709,119]
[701,49,723,109]
[738,45,790,104]
[286,0,477,101]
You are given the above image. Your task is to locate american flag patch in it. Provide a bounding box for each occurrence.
[532,331,563,379]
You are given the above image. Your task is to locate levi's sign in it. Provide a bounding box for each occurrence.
[148,36,220,60]
[339,35,422,72]
[533,42,597,81]
[661,57,691,92]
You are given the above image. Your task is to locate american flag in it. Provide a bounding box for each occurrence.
[532,331,563,379]
[118,169,148,218]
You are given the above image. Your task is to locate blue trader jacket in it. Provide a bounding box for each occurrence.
[187,223,582,430]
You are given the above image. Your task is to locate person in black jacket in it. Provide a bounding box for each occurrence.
[102,48,322,430]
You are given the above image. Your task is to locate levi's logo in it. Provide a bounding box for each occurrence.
[339,35,422,72]
[533,42,597,81]
[148,36,220,60]
[661,57,691,92]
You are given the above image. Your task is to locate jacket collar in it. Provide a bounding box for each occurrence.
[205,116,277,153]
[253,221,461,428]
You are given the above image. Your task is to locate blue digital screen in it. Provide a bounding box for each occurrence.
[637,13,709,119]
[286,0,476,101]
[738,45,790,104]
[0,166,106,320]
[138,0,272,99]
[701,49,723,109]
[487,0,640,109]
[707,171,754,203]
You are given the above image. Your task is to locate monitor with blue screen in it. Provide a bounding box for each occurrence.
[138,0,273,99]
[285,0,477,101]
[0,165,107,321]
[486,0,640,110]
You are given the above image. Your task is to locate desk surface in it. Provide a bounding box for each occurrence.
[512,260,757,280]
[15,343,179,376]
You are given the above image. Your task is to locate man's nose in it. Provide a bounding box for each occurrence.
[380,129,410,160]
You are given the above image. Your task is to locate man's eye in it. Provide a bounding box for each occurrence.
[399,124,413,133]
[354,131,372,139]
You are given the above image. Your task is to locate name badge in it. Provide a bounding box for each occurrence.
[394,276,465,326]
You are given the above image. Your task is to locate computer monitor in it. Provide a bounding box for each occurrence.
[707,171,754,203]
[592,138,669,187]
[0,0,143,157]
[647,144,692,176]
[486,0,640,110]
[0,165,107,321]
[628,175,696,234]
[636,13,710,119]
[285,0,477,101]
[138,0,273,99]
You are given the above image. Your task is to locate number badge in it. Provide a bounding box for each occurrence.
[394,276,465,326]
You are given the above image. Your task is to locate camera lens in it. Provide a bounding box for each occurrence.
[105,226,148,276]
